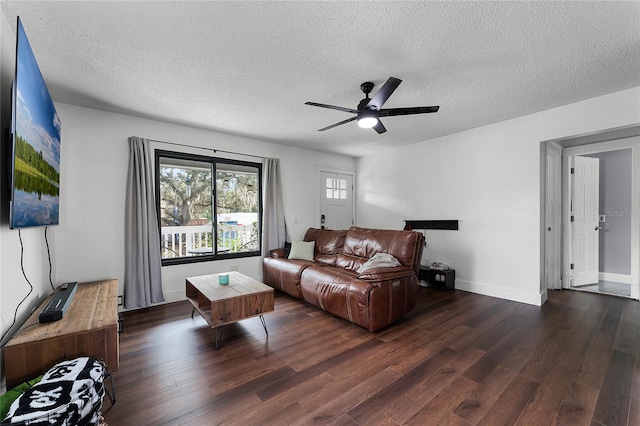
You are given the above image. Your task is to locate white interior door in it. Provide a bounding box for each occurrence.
[571,155,600,287]
[319,171,354,230]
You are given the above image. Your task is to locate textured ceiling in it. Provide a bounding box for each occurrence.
[1,1,639,157]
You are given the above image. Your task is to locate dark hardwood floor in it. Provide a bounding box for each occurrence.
[103,287,640,425]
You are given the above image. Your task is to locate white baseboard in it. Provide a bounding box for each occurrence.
[599,272,631,284]
[163,288,186,304]
[455,279,545,306]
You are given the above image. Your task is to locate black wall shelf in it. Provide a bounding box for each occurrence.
[404,220,459,230]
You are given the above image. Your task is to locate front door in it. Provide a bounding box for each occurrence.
[571,155,600,287]
[319,171,354,230]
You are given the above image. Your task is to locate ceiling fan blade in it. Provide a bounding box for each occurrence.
[318,116,357,131]
[373,120,387,134]
[366,77,402,111]
[378,106,440,117]
[305,102,358,114]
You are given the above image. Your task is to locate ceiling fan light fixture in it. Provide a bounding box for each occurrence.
[357,112,378,128]
[306,77,439,133]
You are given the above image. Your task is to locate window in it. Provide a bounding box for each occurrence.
[325,177,348,199]
[155,150,262,265]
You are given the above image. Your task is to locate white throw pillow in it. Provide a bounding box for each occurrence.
[288,240,315,261]
[357,252,401,274]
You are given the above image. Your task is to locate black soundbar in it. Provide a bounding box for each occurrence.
[39,282,78,323]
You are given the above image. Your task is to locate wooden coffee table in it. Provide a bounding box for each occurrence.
[186,271,274,349]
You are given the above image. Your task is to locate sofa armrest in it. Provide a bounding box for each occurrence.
[357,265,415,282]
[269,248,287,258]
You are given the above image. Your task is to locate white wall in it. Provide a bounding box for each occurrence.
[357,86,640,306]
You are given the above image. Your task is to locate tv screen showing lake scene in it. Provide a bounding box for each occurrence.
[10,18,61,229]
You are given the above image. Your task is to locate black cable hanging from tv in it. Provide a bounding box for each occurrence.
[45,226,55,290]
[0,229,34,348]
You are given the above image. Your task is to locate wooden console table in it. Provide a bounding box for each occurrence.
[4,279,119,388]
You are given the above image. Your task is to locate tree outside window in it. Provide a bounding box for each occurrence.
[156,151,261,265]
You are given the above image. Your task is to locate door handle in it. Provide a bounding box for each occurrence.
[595,226,602,231]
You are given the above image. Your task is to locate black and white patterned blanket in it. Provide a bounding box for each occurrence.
[2,357,106,426]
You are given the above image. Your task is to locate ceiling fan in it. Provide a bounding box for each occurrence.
[305,77,439,134]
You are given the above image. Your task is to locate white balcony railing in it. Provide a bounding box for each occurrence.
[160,224,257,258]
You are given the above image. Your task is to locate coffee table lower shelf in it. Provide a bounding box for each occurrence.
[186,272,274,349]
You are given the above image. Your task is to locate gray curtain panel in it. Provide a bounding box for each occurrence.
[262,158,288,257]
[124,136,165,308]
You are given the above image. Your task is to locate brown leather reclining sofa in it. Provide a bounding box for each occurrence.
[262,226,425,332]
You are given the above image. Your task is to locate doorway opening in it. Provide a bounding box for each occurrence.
[541,125,640,301]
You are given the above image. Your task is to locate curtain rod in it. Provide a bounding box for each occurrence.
[149,138,265,160]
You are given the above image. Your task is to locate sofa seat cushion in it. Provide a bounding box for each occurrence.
[262,257,314,299]
[300,266,374,329]
[357,265,415,282]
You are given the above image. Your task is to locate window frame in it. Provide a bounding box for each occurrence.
[154,149,263,266]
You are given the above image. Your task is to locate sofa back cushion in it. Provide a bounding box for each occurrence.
[304,228,347,265]
[337,226,424,273]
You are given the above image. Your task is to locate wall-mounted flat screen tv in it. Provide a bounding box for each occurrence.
[10,17,61,229]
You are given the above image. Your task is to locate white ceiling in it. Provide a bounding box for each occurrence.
[2,1,639,157]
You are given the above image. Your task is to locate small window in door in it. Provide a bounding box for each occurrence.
[325,178,348,199]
